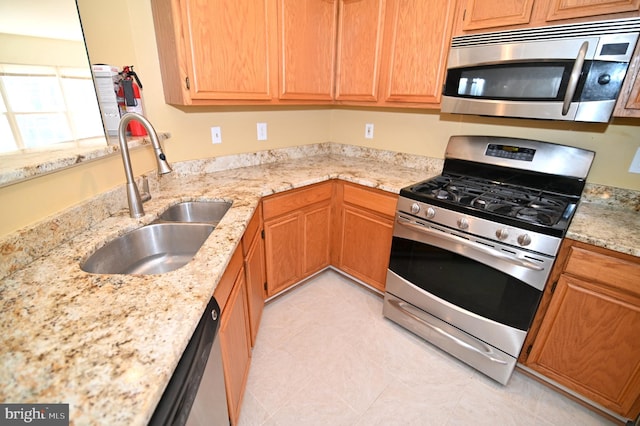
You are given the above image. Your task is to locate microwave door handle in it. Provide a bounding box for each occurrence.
[562,41,589,116]
[397,217,544,271]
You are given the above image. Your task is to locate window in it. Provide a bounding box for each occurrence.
[0,64,104,154]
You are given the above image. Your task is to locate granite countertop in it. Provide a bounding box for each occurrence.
[567,200,640,257]
[0,148,638,425]
[0,153,433,426]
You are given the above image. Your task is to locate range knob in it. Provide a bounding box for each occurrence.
[517,234,532,246]
[411,203,420,214]
[425,207,436,219]
[457,217,469,230]
[496,228,509,240]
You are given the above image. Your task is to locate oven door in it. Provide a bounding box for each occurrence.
[385,213,553,358]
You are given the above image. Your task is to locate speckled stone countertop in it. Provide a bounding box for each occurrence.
[567,184,640,257]
[0,147,436,426]
[0,143,638,425]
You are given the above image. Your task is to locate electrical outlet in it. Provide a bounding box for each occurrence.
[365,123,374,139]
[211,126,222,144]
[629,147,640,173]
[257,122,268,141]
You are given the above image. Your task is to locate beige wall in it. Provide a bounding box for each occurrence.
[0,33,88,67]
[330,108,640,189]
[1,0,639,238]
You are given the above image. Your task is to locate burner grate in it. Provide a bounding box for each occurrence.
[409,175,569,227]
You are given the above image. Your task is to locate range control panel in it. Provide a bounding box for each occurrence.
[485,144,536,162]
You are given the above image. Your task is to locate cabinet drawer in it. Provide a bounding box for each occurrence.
[214,246,244,311]
[343,183,397,217]
[564,246,640,295]
[263,181,333,220]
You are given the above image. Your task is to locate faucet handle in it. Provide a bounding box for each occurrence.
[140,175,151,202]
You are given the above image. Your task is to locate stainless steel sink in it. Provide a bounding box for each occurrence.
[158,201,232,225]
[81,223,214,275]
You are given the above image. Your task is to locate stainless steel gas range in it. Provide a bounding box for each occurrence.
[383,135,595,385]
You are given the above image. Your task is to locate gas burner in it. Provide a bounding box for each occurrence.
[405,174,572,228]
[434,189,452,200]
[517,207,540,219]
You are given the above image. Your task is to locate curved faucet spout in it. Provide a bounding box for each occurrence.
[117,112,172,218]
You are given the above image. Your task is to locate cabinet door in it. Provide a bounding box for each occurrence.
[614,41,640,118]
[380,0,456,105]
[243,210,266,347]
[277,0,338,100]
[460,0,534,31]
[526,274,640,418]
[264,213,301,296]
[338,206,393,291]
[302,203,332,276]
[181,0,276,101]
[219,268,251,425]
[546,0,640,21]
[151,0,277,104]
[335,0,386,101]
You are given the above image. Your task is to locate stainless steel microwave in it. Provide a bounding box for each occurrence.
[441,18,640,123]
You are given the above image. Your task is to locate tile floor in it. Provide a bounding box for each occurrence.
[238,269,615,426]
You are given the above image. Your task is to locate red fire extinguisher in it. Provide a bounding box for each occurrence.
[117,65,147,136]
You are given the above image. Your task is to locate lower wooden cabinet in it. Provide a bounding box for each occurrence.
[333,182,397,292]
[214,247,252,426]
[521,239,640,420]
[262,182,333,297]
[213,180,397,423]
[242,205,266,347]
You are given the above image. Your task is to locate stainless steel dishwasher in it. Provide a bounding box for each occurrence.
[149,297,229,426]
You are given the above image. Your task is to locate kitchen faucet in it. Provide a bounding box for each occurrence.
[117,112,172,218]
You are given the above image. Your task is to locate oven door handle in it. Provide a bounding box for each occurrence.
[397,217,544,271]
[388,298,508,365]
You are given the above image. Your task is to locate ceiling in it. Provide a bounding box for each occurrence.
[0,0,83,41]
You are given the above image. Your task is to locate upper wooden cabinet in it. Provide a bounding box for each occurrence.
[377,0,456,106]
[278,0,338,101]
[456,0,640,34]
[615,40,640,118]
[152,0,455,107]
[334,0,387,102]
[279,0,454,106]
[460,0,535,31]
[546,0,640,21]
[151,0,278,105]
